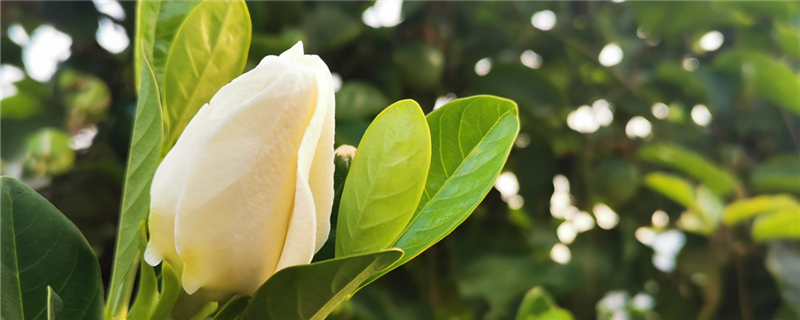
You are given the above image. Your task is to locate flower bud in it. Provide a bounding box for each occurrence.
[144,42,335,296]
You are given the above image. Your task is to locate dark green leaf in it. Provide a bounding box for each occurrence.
[211,296,251,320]
[372,96,518,282]
[638,143,738,196]
[106,51,163,320]
[0,177,104,320]
[241,249,403,320]
[188,301,218,320]
[336,100,431,257]
[162,0,251,150]
[714,50,800,115]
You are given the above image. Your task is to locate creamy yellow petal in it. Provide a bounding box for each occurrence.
[175,61,318,295]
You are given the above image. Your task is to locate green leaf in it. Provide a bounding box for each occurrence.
[149,261,182,320]
[162,0,251,151]
[335,100,431,257]
[302,5,362,53]
[714,50,800,115]
[751,155,800,194]
[188,301,218,320]
[516,287,575,320]
[105,51,163,320]
[775,22,800,58]
[723,194,800,225]
[0,177,104,320]
[134,0,201,90]
[241,249,403,320]
[638,143,738,196]
[371,96,518,282]
[752,209,800,242]
[644,172,697,210]
[126,223,159,320]
[211,296,251,320]
[335,81,390,121]
[46,287,63,320]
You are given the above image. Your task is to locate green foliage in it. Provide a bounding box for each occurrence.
[22,128,74,177]
[750,155,800,194]
[752,209,800,242]
[379,96,519,280]
[242,249,403,320]
[161,0,251,151]
[335,82,390,121]
[638,143,737,196]
[715,50,800,115]
[593,159,640,205]
[336,100,431,257]
[47,287,63,320]
[723,194,800,225]
[0,177,104,320]
[516,287,575,320]
[643,172,697,211]
[105,52,163,320]
[211,296,251,320]
[126,224,159,320]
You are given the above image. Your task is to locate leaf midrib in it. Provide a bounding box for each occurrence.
[392,105,512,245]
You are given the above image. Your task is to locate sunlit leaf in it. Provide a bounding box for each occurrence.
[241,249,403,320]
[1,177,104,320]
[723,194,800,225]
[752,209,800,242]
[106,51,163,320]
[644,172,697,211]
[134,0,201,90]
[162,0,251,151]
[126,223,159,320]
[336,100,431,257]
[638,143,738,196]
[369,96,518,282]
[149,261,181,320]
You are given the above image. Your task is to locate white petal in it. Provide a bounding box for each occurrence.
[175,62,320,295]
[276,55,335,271]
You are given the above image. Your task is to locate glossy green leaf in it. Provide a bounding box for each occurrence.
[751,155,800,194]
[241,249,403,320]
[336,100,431,257]
[162,0,251,150]
[753,209,800,242]
[126,223,159,320]
[134,0,201,90]
[46,287,62,320]
[371,96,518,282]
[644,172,697,211]
[106,52,163,320]
[0,177,104,320]
[335,81,390,121]
[638,143,738,196]
[723,194,800,225]
[516,287,575,320]
[211,296,251,320]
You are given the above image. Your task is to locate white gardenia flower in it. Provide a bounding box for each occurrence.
[144,42,335,296]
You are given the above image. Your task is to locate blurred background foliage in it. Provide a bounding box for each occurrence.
[2,1,800,320]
